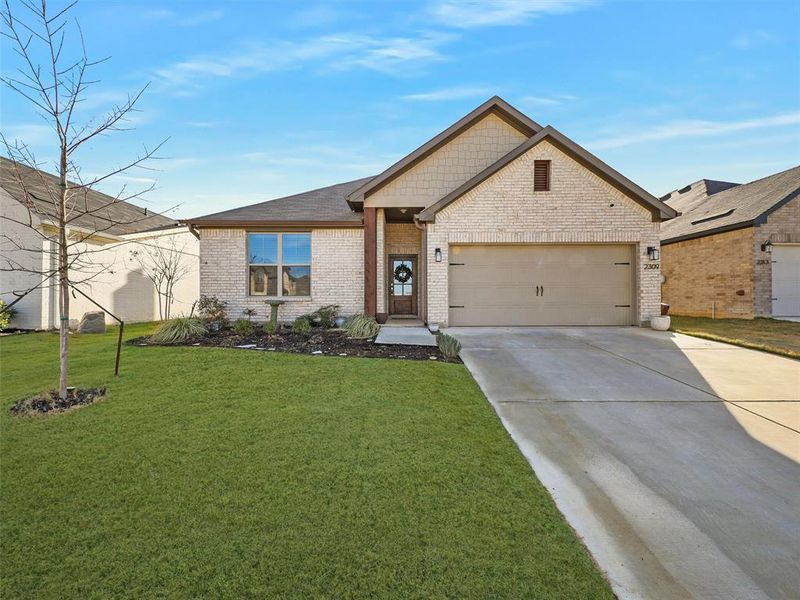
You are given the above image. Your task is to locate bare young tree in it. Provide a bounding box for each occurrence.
[1,0,167,399]
[128,237,192,321]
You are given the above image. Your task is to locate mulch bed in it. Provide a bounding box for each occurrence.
[129,328,460,363]
[10,387,106,416]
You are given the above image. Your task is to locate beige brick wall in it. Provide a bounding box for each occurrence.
[199,228,363,322]
[661,227,755,318]
[376,209,385,314]
[425,140,661,326]
[365,113,527,209]
[753,197,800,316]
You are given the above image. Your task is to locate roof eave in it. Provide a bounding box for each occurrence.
[661,220,755,245]
[419,126,676,223]
[181,219,363,229]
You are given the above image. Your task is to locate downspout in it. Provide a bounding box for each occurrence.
[187,224,200,240]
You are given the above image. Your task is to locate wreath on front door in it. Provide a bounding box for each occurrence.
[394,263,412,284]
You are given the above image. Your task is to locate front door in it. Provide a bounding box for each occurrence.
[389,255,417,315]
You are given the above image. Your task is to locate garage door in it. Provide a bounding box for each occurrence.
[448,244,634,326]
[772,245,800,317]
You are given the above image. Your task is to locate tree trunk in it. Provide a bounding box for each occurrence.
[58,148,69,400]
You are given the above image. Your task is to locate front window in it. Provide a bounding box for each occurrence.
[248,233,311,297]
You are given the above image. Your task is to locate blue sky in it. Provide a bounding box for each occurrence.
[2,0,799,219]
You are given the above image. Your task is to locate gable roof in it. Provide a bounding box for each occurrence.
[345,96,541,207]
[0,156,177,236]
[660,165,800,244]
[418,126,677,222]
[184,176,373,227]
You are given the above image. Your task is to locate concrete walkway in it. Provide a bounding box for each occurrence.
[375,326,436,346]
[447,326,800,600]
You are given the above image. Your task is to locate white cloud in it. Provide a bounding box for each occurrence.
[429,0,595,28]
[589,112,800,149]
[152,32,453,93]
[143,8,224,27]
[3,123,53,146]
[520,93,577,106]
[402,85,493,101]
[732,30,781,50]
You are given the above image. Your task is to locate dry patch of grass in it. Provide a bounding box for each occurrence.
[670,316,800,359]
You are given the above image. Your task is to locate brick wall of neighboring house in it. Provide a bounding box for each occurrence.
[425,139,661,326]
[199,227,364,322]
[753,196,800,316]
[365,114,527,209]
[661,227,755,318]
[384,222,422,314]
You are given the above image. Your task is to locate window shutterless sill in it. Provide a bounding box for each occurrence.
[247,296,311,302]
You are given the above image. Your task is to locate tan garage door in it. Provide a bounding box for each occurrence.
[772,244,800,317]
[448,244,634,326]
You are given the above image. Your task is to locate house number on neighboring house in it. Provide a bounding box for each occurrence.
[756,259,772,265]
[644,263,660,270]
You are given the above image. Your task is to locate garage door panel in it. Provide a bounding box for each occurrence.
[449,244,633,326]
[772,245,800,317]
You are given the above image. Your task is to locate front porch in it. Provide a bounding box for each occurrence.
[364,207,428,324]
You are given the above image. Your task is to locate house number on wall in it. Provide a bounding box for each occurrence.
[644,263,660,270]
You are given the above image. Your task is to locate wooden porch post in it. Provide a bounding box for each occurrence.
[364,207,377,316]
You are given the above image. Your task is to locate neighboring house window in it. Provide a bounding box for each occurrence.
[534,160,550,191]
[248,233,311,297]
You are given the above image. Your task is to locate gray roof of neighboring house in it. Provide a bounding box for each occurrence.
[661,179,740,215]
[661,165,800,244]
[185,176,374,227]
[0,156,177,236]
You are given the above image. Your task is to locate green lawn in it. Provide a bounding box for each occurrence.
[670,316,800,359]
[0,325,611,599]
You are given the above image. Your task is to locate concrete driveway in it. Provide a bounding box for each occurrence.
[447,327,800,600]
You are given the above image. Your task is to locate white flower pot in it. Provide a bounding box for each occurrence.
[650,315,671,331]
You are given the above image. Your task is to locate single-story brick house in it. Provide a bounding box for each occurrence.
[184,97,677,327]
[660,166,800,319]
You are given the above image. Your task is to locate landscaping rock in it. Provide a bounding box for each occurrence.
[78,311,105,334]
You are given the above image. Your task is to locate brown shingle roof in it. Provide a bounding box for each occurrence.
[0,156,176,236]
[661,179,740,215]
[184,176,374,227]
[661,165,800,244]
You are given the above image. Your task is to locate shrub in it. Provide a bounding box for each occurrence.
[292,316,311,334]
[150,317,207,344]
[0,299,15,331]
[308,304,340,328]
[233,318,255,337]
[345,313,380,339]
[436,332,461,359]
[263,321,277,335]
[197,295,228,326]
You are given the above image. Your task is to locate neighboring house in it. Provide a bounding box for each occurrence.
[0,157,199,329]
[661,166,800,319]
[184,96,677,327]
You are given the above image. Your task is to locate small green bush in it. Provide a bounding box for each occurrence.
[344,313,380,339]
[292,316,311,334]
[0,299,15,331]
[263,321,277,335]
[197,295,228,326]
[436,332,461,359]
[150,317,207,344]
[233,318,255,337]
[308,304,340,328]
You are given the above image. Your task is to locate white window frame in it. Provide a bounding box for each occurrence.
[247,232,311,298]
